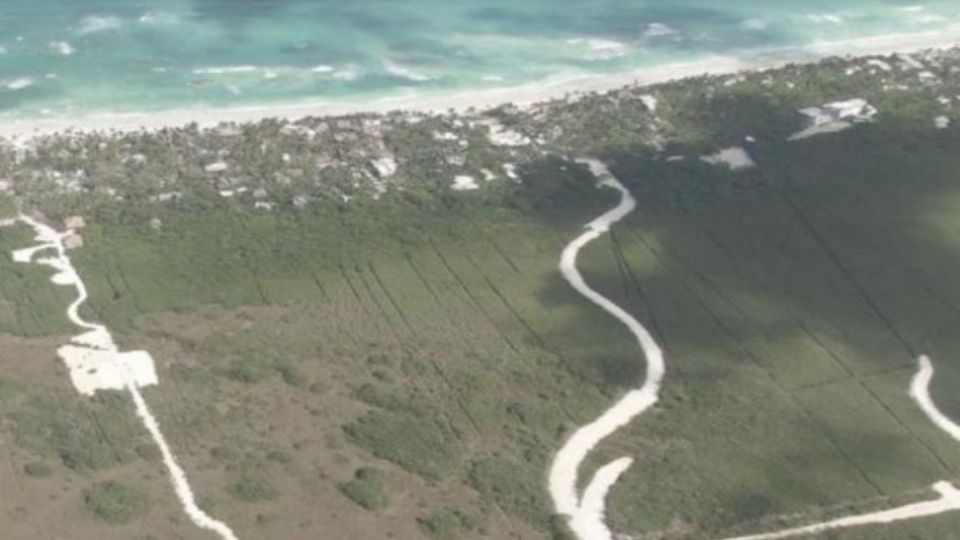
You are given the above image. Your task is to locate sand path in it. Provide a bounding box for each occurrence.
[9,215,240,540]
[723,356,960,540]
[547,159,665,540]
[548,162,960,540]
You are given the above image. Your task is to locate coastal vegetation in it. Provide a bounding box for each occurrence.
[83,481,149,524]
[0,48,960,538]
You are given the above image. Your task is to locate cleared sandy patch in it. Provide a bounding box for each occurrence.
[12,215,240,540]
[700,147,756,170]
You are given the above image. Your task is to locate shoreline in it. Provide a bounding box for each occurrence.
[1,26,959,140]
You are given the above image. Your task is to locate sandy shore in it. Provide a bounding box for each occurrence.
[1,25,959,140]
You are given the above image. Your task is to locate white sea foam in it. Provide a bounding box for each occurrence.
[901,5,947,25]
[311,65,335,73]
[384,59,432,82]
[50,41,74,56]
[5,78,34,91]
[643,22,679,37]
[139,11,180,26]
[567,38,629,60]
[332,64,362,81]
[807,13,845,25]
[77,15,123,35]
[914,14,948,25]
[193,66,258,75]
[7,27,960,140]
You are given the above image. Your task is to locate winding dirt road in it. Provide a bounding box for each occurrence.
[548,160,960,540]
[547,159,665,540]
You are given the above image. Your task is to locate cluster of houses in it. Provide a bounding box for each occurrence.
[1,48,959,232]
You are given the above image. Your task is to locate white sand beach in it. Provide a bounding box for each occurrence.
[1,25,959,140]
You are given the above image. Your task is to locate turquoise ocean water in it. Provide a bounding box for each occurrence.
[0,1,958,119]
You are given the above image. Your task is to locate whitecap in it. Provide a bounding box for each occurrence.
[643,22,679,37]
[332,64,362,81]
[311,65,335,73]
[4,77,33,91]
[482,75,504,82]
[50,41,74,55]
[384,59,432,82]
[139,11,180,25]
[77,15,123,35]
[806,13,845,24]
[192,66,258,75]
[567,38,629,60]
[913,13,947,24]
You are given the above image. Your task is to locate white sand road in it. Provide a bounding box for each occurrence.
[549,162,960,540]
[7,215,239,540]
[4,161,960,540]
[548,159,665,540]
[723,356,960,540]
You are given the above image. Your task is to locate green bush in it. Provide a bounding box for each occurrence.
[418,508,478,539]
[83,481,148,524]
[230,475,279,503]
[344,410,457,480]
[227,356,271,384]
[135,442,161,462]
[276,361,308,388]
[22,461,52,478]
[549,514,576,540]
[468,457,548,529]
[338,467,389,510]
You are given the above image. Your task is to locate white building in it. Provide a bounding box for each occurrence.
[63,215,86,230]
[799,98,877,127]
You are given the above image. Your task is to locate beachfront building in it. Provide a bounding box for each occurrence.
[799,98,877,127]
